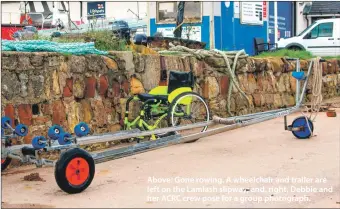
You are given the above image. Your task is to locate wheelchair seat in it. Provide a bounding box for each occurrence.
[168,71,194,94]
[137,93,168,102]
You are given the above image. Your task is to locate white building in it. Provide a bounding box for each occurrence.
[1,1,148,24]
[295,1,340,34]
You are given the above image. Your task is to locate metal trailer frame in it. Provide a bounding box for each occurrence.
[1,58,320,193]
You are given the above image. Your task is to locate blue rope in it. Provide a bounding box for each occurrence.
[2,40,108,55]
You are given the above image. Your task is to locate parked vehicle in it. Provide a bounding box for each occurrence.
[277,18,340,56]
[112,20,131,41]
[133,34,147,46]
[42,13,66,29]
[12,26,38,40]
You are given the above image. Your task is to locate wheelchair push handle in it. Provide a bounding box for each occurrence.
[125,96,138,117]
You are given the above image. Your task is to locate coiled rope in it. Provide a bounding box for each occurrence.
[310,57,323,121]
[159,46,250,116]
[300,57,323,137]
[213,49,250,116]
[2,40,108,55]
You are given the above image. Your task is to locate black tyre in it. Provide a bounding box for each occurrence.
[288,46,302,51]
[55,148,95,194]
[168,92,210,143]
[1,157,12,171]
[2,138,12,171]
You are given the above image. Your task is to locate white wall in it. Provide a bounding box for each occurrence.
[295,1,312,35]
[80,1,147,22]
[1,1,148,24]
[1,2,22,24]
[69,2,81,22]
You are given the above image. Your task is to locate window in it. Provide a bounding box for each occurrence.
[32,104,40,115]
[183,2,201,23]
[298,21,317,36]
[318,23,333,37]
[157,2,177,23]
[23,26,37,32]
[112,21,129,30]
[45,14,53,20]
[157,2,202,24]
[305,22,333,39]
[310,26,318,38]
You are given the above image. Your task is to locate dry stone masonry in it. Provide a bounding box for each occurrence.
[2,51,340,144]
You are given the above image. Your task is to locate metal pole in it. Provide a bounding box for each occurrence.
[146,2,150,36]
[210,2,215,49]
[274,1,278,43]
[297,60,314,105]
[67,1,71,30]
[232,16,235,50]
[182,107,301,144]
[76,121,214,145]
[295,59,300,104]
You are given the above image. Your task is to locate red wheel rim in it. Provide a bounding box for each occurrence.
[65,157,90,186]
[1,159,5,164]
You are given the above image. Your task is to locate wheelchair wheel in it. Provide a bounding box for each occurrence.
[168,92,210,143]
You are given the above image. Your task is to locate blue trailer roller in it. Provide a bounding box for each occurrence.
[74,122,90,137]
[48,125,64,140]
[58,132,73,145]
[1,117,11,129]
[14,124,28,137]
[32,136,47,149]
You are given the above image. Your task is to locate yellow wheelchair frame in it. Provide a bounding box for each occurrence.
[123,70,209,142]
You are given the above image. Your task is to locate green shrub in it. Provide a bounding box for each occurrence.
[84,30,129,51]
[30,29,129,51]
[255,49,314,59]
[255,49,340,60]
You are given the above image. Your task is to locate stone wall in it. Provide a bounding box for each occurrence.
[1,51,340,144]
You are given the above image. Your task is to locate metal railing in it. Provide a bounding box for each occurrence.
[79,14,116,31]
[1,12,47,29]
[1,12,21,25]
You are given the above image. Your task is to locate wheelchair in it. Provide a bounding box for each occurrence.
[124,70,210,142]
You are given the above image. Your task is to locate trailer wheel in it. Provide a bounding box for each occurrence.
[1,157,12,171]
[55,148,95,194]
[291,116,314,139]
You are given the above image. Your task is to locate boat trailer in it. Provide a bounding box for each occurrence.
[1,58,323,194]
